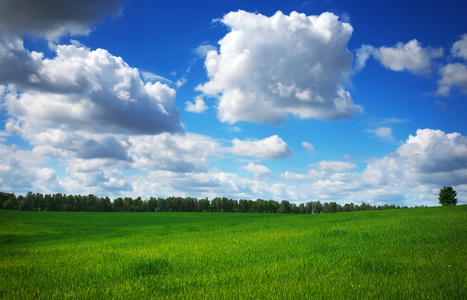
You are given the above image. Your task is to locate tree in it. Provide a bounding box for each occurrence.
[313,201,322,214]
[278,200,291,213]
[438,186,457,206]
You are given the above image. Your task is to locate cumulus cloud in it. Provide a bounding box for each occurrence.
[65,163,132,193]
[112,129,467,204]
[302,141,315,152]
[356,40,443,75]
[1,44,182,136]
[282,169,326,181]
[0,0,122,40]
[310,160,357,172]
[127,133,224,173]
[230,135,293,159]
[185,96,208,113]
[395,129,467,184]
[0,144,63,193]
[30,130,131,161]
[372,39,443,74]
[436,35,467,96]
[452,34,467,61]
[240,162,273,177]
[131,170,273,200]
[197,10,362,124]
[275,129,467,205]
[437,63,467,96]
[6,128,458,205]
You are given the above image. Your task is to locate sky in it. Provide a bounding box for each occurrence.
[0,0,466,206]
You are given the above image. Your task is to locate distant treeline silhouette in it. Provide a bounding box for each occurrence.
[0,191,416,213]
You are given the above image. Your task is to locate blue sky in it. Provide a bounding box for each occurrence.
[1,0,466,206]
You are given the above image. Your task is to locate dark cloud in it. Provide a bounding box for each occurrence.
[0,0,122,38]
[77,137,130,160]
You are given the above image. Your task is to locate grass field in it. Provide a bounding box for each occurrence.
[1,206,466,299]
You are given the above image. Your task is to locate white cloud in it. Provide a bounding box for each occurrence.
[0,143,64,193]
[59,159,133,196]
[282,169,326,181]
[176,77,187,88]
[131,170,273,200]
[395,129,467,184]
[127,133,224,173]
[194,44,217,58]
[372,39,443,74]
[310,160,357,172]
[1,44,182,136]
[197,10,362,124]
[141,71,175,85]
[357,40,443,75]
[0,0,122,40]
[302,141,315,152]
[230,135,293,159]
[365,126,394,141]
[354,44,375,72]
[185,96,208,113]
[30,130,131,161]
[436,35,467,96]
[3,128,464,206]
[436,63,467,96]
[240,162,273,177]
[452,34,467,61]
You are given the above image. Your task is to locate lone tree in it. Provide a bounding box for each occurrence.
[438,186,457,206]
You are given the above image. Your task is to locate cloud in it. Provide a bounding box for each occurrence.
[61,160,133,195]
[141,71,175,85]
[309,160,357,172]
[130,170,274,200]
[302,141,315,152]
[354,44,375,72]
[372,39,443,75]
[452,34,467,61]
[356,40,443,75]
[29,129,131,161]
[1,44,182,136]
[127,133,224,173]
[113,129,467,205]
[282,169,326,181]
[395,129,467,184]
[193,44,217,58]
[365,126,394,141]
[278,129,467,205]
[436,63,467,95]
[3,128,464,206]
[197,10,362,124]
[240,162,273,177]
[185,96,208,113]
[0,0,122,40]
[230,135,293,159]
[436,35,467,96]
[0,143,63,193]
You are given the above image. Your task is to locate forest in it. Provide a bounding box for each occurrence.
[0,191,412,213]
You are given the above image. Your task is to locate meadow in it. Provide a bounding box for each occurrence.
[1,206,466,299]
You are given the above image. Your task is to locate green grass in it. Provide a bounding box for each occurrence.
[1,206,466,299]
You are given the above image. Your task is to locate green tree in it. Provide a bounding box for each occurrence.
[198,198,210,212]
[113,197,124,212]
[438,186,457,206]
[313,201,322,214]
[278,200,291,213]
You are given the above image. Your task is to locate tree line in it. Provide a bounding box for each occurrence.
[0,191,414,214]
